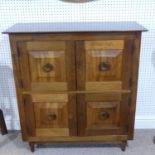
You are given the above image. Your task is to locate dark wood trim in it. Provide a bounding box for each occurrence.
[28,135,128,142]
[128,32,142,139]
[9,36,28,140]
[76,41,86,136]
[9,32,137,44]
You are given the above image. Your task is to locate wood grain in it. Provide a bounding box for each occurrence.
[36,128,69,137]
[8,30,143,151]
[28,135,128,142]
[27,41,65,51]
[9,36,28,140]
[128,32,142,139]
[32,94,68,102]
[31,83,67,92]
[76,41,86,136]
[34,101,68,128]
[23,95,36,137]
[85,40,124,50]
[86,82,122,91]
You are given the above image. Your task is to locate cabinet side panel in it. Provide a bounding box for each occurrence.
[9,35,28,140]
[128,32,142,139]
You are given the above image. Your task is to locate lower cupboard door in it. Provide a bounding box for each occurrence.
[23,94,77,137]
[77,93,130,136]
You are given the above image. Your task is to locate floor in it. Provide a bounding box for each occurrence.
[0,130,155,155]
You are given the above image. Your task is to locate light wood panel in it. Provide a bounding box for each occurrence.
[36,128,69,137]
[32,94,68,102]
[27,41,65,51]
[86,81,122,91]
[85,93,122,101]
[85,40,124,50]
[31,82,67,92]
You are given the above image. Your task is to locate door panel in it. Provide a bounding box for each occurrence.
[29,50,66,82]
[23,94,77,137]
[35,102,68,129]
[17,41,76,92]
[86,41,124,81]
[34,95,69,137]
[77,93,130,136]
[87,101,120,128]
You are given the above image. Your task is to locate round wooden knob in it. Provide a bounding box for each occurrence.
[99,63,110,71]
[42,63,53,73]
[48,113,56,121]
[100,112,109,120]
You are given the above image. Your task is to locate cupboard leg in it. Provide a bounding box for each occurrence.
[120,141,127,151]
[0,109,8,135]
[29,142,35,152]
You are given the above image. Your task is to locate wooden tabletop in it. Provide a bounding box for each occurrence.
[3,22,147,34]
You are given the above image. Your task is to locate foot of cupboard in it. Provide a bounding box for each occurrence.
[28,142,128,152]
[120,141,127,151]
[29,142,35,152]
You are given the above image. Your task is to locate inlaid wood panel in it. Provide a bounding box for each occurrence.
[77,93,130,136]
[87,101,120,129]
[29,50,66,82]
[34,102,69,137]
[86,81,122,91]
[17,41,76,92]
[34,102,68,128]
[23,93,77,137]
[36,128,69,137]
[86,40,124,81]
[76,39,133,92]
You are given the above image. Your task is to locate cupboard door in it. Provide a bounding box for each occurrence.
[17,41,76,92]
[76,39,133,136]
[16,40,77,137]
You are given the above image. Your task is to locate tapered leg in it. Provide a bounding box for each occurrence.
[29,142,35,152]
[0,109,8,135]
[120,141,127,151]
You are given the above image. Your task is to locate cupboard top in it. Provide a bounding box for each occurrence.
[3,22,147,34]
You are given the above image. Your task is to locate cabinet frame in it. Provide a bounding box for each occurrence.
[9,32,141,146]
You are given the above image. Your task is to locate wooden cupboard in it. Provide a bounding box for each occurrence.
[3,22,147,152]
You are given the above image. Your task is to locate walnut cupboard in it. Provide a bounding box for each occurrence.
[3,22,147,152]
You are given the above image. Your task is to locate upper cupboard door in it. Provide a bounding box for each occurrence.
[17,41,76,92]
[76,40,133,91]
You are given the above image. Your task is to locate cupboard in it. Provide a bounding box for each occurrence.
[3,22,147,152]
